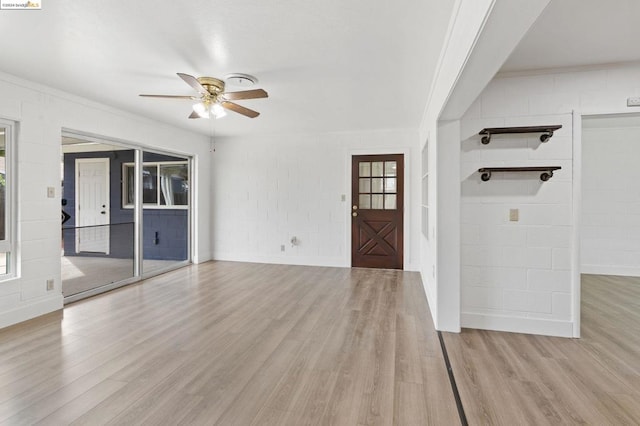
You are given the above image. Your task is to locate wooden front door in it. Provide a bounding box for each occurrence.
[351,154,403,269]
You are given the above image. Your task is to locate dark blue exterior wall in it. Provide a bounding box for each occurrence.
[63,150,188,261]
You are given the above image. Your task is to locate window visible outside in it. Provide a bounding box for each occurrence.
[123,161,189,208]
[0,119,14,277]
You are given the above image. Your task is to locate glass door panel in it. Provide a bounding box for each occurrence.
[142,151,189,275]
[61,148,136,297]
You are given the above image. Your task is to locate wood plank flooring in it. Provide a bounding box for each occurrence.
[61,256,178,297]
[444,274,640,425]
[0,261,459,425]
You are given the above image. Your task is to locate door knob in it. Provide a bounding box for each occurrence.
[352,212,358,217]
[352,205,358,210]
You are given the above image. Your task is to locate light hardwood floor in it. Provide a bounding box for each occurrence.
[443,274,640,425]
[0,261,459,425]
[62,256,180,297]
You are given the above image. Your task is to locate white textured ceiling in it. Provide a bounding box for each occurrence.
[0,1,454,137]
[502,0,640,73]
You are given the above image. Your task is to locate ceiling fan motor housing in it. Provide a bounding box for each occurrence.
[197,77,225,95]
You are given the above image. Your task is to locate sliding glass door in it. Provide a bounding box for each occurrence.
[140,151,190,275]
[61,135,191,302]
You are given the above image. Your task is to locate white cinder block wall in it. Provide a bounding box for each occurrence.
[0,72,211,329]
[582,124,640,276]
[211,129,421,270]
[459,62,640,337]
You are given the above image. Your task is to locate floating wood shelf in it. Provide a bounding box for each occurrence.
[478,125,562,144]
[478,166,562,182]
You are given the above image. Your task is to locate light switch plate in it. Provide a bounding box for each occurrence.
[47,187,55,198]
[627,97,640,107]
[509,208,519,222]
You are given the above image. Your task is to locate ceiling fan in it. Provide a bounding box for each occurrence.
[139,73,268,119]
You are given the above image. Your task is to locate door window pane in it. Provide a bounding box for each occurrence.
[384,178,396,193]
[359,162,371,177]
[371,194,383,209]
[371,178,383,193]
[371,162,384,177]
[359,194,371,209]
[359,178,370,193]
[385,161,397,177]
[385,195,397,210]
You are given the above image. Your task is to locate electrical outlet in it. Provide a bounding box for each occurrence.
[509,208,519,222]
[46,279,54,291]
[280,245,285,252]
[47,187,55,198]
[627,97,640,107]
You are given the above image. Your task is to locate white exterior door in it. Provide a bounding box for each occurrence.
[75,158,110,254]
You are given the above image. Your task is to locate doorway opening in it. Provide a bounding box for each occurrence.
[580,112,640,348]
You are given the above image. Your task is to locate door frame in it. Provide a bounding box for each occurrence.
[345,147,412,270]
[74,157,110,254]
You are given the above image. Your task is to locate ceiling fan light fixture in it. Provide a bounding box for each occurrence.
[142,73,266,120]
[211,103,227,119]
[192,102,210,119]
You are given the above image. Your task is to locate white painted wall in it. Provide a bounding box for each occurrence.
[582,123,640,276]
[418,0,551,332]
[418,0,496,331]
[211,129,421,271]
[459,61,640,337]
[0,71,211,329]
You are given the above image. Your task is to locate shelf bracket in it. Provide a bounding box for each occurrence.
[540,170,554,181]
[539,130,554,143]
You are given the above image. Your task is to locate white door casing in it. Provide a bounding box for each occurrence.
[75,158,110,254]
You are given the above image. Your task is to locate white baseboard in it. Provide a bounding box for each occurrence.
[581,264,640,277]
[193,251,213,264]
[404,262,420,272]
[212,252,347,268]
[212,252,419,271]
[0,294,63,330]
[461,312,574,338]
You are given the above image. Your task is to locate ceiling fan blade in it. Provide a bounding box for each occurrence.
[221,101,260,118]
[221,89,268,101]
[188,111,200,119]
[177,73,208,94]
[139,94,196,99]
